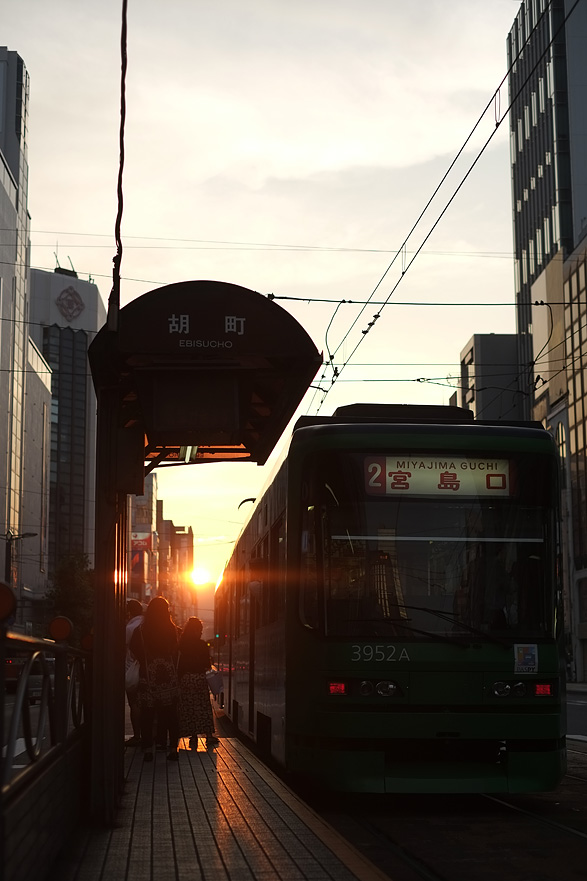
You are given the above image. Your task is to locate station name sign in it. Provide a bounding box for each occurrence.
[115,281,301,360]
[364,456,511,497]
[168,312,245,350]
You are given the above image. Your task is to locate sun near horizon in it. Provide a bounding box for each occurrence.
[191,566,212,586]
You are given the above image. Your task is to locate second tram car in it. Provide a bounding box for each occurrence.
[214,404,567,793]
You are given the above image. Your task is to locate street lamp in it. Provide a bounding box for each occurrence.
[1,529,38,584]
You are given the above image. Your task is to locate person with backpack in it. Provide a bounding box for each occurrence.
[177,617,220,750]
[129,595,180,762]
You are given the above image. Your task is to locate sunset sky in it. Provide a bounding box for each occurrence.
[5,1,521,581]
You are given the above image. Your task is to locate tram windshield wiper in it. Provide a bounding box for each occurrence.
[397,605,510,648]
[358,617,470,648]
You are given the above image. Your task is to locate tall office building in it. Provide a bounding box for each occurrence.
[508,1,587,678]
[29,268,106,575]
[19,339,52,631]
[451,334,524,421]
[130,472,159,602]
[0,48,34,599]
[508,0,587,415]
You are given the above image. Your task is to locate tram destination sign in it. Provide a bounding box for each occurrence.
[364,455,511,497]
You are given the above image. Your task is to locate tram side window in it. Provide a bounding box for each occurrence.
[215,583,228,649]
[300,502,319,629]
[251,535,273,628]
[269,516,285,622]
[249,542,263,629]
[236,569,249,638]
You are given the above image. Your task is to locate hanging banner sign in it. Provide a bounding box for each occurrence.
[364,456,511,497]
[131,532,152,550]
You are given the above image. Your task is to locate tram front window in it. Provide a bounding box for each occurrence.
[300,451,554,641]
[322,501,548,639]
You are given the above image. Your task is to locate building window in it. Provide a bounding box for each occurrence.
[510,130,517,164]
[518,118,523,151]
[547,60,554,99]
[531,91,537,126]
[524,105,530,139]
[544,216,551,252]
[538,164,543,178]
[556,422,567,487]
[539,77,545,112]
[536,228,543,266]
[522,249,528,285]
[531,176,536,190]
[517,199,522,213]
[545,150,551,165]
[553,203,560,247]
[524,188,529,202]
[514,259,521,294]
[529,240,535,276]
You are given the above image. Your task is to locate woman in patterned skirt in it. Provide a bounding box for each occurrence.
[177,617,220,749]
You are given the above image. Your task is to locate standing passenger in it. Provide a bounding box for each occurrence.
[125,599,144,746]
[130,596,180,762]
[178,617,220,750]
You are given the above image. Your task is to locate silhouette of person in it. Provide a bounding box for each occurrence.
[177,617,219,750]
[130,596,180,761]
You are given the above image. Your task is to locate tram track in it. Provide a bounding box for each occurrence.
[315,793,587,881]
[481,792,587,841]
[302,750,587,881]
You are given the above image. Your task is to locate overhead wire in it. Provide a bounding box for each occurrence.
[310,0,580,414]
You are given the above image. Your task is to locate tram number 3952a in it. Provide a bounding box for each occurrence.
[350,645,411,662]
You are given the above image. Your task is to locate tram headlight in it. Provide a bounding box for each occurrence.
[511,681,527,697]
[492,681,511,697]
[376,680,399,697]
[359,680,374,696]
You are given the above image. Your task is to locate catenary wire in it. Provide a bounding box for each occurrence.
[311,0,579,414]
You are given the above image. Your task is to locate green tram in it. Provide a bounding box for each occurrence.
[214,404,567,793]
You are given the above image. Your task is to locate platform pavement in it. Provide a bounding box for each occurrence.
[46,709,390,881]
[45,685,587,881]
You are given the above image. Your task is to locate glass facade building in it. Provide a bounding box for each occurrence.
[43,324,89,567]
[507,0,572,415]
[508,1,587,678]
[0,48,31,594]
[29,268,106,577]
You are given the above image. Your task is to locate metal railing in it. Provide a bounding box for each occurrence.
[1,629,90,794]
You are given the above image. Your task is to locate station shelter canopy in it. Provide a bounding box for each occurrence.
[89,280,322,481]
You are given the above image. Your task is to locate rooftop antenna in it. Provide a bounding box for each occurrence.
[54,250,61,269]
[68,256,76,274]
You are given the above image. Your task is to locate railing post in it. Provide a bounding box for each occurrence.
[48,616,74,743]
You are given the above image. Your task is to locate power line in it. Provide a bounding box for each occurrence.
[311,0,579,414]
[0,227,517,257]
